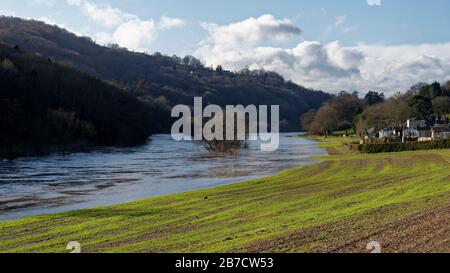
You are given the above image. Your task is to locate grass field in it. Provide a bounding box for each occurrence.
[0,137,449,253]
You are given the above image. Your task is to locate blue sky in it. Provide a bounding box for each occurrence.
[1,0,450,93]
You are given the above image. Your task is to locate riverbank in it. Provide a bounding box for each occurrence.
[0,137,449,253]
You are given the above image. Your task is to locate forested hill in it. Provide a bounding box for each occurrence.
[0,16,331,131]
[0,43,162,159]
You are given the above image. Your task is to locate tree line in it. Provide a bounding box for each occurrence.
[301,82,450,137]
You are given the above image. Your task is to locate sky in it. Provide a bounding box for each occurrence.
[1,0,450,95]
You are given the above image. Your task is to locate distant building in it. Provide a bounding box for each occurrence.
[406,119,426,129]
[403,128,432,142]
[402,128,419,142]
[417,129,433,142]
[402,118,442,142]
[431,126,450,140]
[379,127,402,142]
[372,118,449,143]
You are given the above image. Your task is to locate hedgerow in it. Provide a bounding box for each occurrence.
[358,139,450,153]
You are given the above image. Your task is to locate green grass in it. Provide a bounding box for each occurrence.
[331,129,355,136]
[0,137,449,253]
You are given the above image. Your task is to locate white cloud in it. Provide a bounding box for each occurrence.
[196,15,363,91]
[29,0,56,7]
[66,0,186,52]
[200,14,302,50]
[159,15,187,30]
[195,15,450,95]
[113,20,157,52]
[353,43,450,93]
[367,0,382,6]
[35,16,66,28]
[67,0,133,27]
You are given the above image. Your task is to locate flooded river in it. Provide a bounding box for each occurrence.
[0,134,325,220]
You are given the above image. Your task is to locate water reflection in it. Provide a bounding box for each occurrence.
[0,134,325,220]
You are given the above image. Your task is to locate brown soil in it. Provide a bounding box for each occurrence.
[240,203,450,253]
[326,203,450,253]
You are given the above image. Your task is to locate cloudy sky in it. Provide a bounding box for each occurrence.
[2,0,450,95]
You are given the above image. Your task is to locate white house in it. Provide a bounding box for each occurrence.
[403,128,432,142]
[418,130,432,142]
[379,127,402,141]
[432,127,450,140]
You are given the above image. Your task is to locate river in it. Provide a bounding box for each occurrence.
[0,133,325,220]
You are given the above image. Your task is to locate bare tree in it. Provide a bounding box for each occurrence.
[201,110,248,153]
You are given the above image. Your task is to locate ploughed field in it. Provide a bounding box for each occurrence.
[0,138,449,253]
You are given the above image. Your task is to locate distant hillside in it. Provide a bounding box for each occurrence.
[0,43,164,159]
[0,16,331,131]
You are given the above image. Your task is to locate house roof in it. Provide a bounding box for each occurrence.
[380,127,402,132]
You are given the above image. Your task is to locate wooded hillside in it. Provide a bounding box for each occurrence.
[0,44,163,158]
[0,16,331,131]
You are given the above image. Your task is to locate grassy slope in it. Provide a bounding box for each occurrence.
[0,138,449,253]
